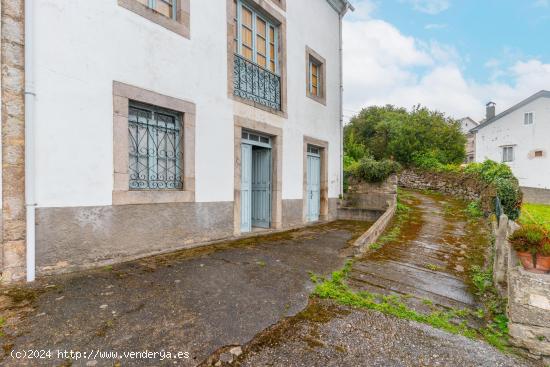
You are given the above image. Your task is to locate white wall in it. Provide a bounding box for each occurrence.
[285,0,341,199]
[459,118,477,134]
[33,0,342,207]
[475,96,550,189]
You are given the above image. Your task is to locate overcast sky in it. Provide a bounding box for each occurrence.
[343,0,550,122]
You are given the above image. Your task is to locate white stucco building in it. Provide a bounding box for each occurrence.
[472,91,550,203]
[0,0,354,281]
[458,117,478,163]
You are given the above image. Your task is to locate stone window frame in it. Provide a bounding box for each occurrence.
[118,0,190,38]
[113,81,196,205]
[233,116,283,235]
[271,0,286,11]
[227,0,288,118]
[305,46,327,106]
[303,136,329,221]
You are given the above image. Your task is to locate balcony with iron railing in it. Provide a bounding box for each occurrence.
[233,53,281,111]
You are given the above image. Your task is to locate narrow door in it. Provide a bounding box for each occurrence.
[251,148,272,228]
[307,153,321,222]
[241,144,252,232]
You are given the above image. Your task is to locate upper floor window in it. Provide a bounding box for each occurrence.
[137,0,177,20]
[128,101,183,190]
[118,0,190,38]
[305,47,326,105]
[309,60,321,97]
[502,146,514,163]
[234,0,279,74]
[524,112,534,125]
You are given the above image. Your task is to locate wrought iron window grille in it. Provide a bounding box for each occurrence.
[128,102,184,190]
[233,53,281,111]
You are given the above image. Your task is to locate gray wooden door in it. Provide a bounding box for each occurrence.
[307,153,321,222]
[240,143,252,233]
[251,148,272,228]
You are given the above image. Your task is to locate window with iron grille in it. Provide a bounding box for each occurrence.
[232,0,281,110]
[138,0,177,20]
[128,102,183,190]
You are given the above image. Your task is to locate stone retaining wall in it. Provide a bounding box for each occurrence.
[337,175,398,254]
[338,175,397,222]
[352,196,397,255]
[493,215,550,363]
[399,169,495,212]
[521,186,550,205]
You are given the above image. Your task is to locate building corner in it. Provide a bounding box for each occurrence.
[1,0,27,283]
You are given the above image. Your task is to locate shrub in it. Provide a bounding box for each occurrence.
[493,177,522,220]
[463,160,514,182]
[412,152,461,173]
[508,224,546,253]
[347,157,401,183]
[463,160,522,220]
[466,200,483,218]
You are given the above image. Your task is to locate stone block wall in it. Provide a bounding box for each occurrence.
[338,175,397,221]
[399,169,496,212]
[493,215,550,363]
[521,186,550,205]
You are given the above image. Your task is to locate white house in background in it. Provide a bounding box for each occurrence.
[471,91,550,204]
[458,117,478,163]
[0,0,354,282]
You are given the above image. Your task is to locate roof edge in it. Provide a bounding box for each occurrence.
[326,0,354,14]
[472,90,550,132]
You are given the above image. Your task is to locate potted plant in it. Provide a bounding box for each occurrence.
[538,240,550,271]
[508,224,550,273]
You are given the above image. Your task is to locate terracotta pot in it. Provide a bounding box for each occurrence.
[517,251,550,273]
[536,255,550,272]
[517,251,535,269]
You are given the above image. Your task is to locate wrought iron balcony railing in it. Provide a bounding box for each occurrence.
[233,53,281,111]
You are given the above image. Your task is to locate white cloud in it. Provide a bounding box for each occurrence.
[424,23,447,30]
[403,0,451,14]
[343,14,550,122]
[534,0,549,8]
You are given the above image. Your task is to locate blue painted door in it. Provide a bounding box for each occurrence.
[307,154,321,222]
[251,148,272,228]
[241,144,252,232]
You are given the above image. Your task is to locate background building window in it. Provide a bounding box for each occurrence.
[524,112,534,125]
[502,146,514,163]
[128,101,183,190]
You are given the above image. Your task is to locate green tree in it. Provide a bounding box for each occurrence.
[344,105,466,166]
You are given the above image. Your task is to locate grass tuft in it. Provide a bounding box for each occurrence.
[311,261,510,351]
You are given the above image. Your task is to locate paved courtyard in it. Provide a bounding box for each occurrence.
[0,221,370,366]
[228,191,537,367]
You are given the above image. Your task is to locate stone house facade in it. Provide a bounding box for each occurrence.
[0,0,353,282]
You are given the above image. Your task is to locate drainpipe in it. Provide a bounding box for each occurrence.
[25,0,37,282]
[338,2,353,197]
